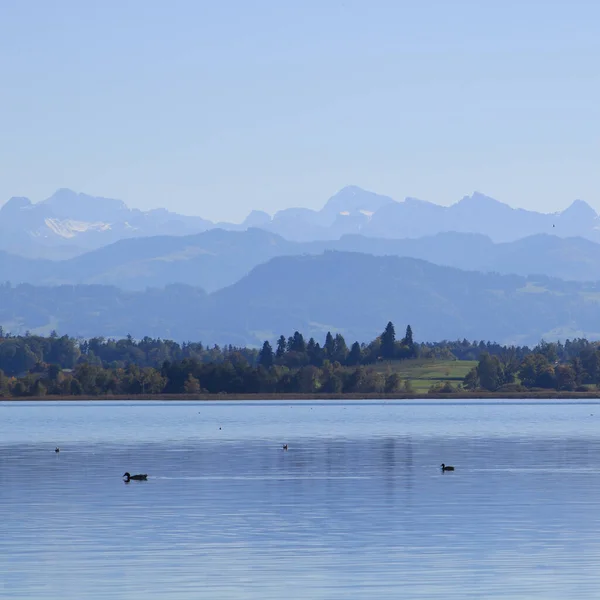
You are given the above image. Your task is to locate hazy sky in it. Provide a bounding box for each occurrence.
[1,0,599,222]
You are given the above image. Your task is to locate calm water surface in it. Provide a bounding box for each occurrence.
[2,400,600,599]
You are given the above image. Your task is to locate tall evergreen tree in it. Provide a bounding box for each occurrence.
[404,325,414,348]
[333,333,349,363]
[346,341,362,366]
[380,321,396,359]
[307,337,321,365]
[290,331,306,353]
[324,332,335,358]
[276,335,287,359]
[258,340,274,368]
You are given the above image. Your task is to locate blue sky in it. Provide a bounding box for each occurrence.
[1,0,599,222]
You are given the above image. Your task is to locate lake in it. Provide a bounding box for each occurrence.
[2,400,600,599]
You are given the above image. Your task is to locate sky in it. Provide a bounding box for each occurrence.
[1,0,599,222]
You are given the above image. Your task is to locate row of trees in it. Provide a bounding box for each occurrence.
[0,359,416,398]
[0,322,417,376]
[420,338,592,363]
[258,323,416,369]
[4,323,593,379]
[0,329,258,376]
[3,322,600,396]
[464,343,600,392]
[0,321,418,397]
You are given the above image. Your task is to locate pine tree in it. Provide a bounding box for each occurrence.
[291,331,306,353]
[346,342,362,366]
[258,341,274,368]
[380,321,396,359]
[401,324,416,358]
[308,340,324,366]
[324,332,335,358]
[404,325,414,348]
[333,333,348,363]
[276,335,287,359]
[307,337,318,365]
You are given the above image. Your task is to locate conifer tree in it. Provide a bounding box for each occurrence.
[324,332,335,358]
[276,335,287,359]
[381,321,396,359]
[258,341,274,368]
[346,342,362,366]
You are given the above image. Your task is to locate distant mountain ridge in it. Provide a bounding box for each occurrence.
[3,228,600,292]
[0,188,213,258]
[2,185,599,257]
[2,252,600,347]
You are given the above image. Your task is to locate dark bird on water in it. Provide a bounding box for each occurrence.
[440,463,454,471]
[282,444,288,451]
[123,472,148,482]
[55,447,60,453]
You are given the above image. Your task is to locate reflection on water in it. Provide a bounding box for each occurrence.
[2,401,600,599]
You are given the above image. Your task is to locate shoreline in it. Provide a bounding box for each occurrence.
[2,391,600,402]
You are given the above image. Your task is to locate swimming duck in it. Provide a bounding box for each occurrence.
[440,463,454,471]
[123,472,147,482]
[282,444,288,451]
[54,447,60,453]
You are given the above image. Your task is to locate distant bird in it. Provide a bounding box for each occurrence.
[123,472,147,482]
[54,447,60,453]
[440,463,454,471]
[282,444,288,451]
[553,224,555,228]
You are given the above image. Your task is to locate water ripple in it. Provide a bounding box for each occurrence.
[2,400,600,598]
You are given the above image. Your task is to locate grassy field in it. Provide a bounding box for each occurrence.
[372,358,477,393]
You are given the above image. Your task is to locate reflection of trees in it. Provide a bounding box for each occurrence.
[382,437,413,499]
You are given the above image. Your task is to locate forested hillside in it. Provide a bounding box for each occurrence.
[2,252,600,346]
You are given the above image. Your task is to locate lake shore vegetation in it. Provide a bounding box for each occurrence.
[1,324,600,398]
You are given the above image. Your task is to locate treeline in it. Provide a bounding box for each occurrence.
[0,327,258,376]
[0,322,416,376]
[258,322,416,368]
[2,321,600,397]
[0,358,419,398]
[0,322,417,397]
[420,338,592,363]
[463,340,600,392]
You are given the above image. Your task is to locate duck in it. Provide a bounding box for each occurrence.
[54,447,60,453]
[440,463,454,471]
[123,472,147,482]
[282,444,288,451]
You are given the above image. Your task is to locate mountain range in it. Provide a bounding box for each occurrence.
[3,184,600,347]
[2,186,600,258]
[2,228,600,293]
[2,252,599,347]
